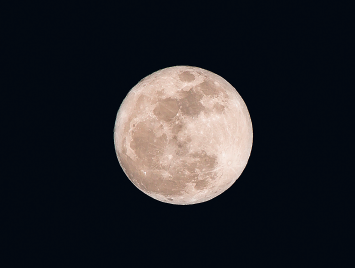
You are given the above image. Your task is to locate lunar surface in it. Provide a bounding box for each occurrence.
[114,66,253,205]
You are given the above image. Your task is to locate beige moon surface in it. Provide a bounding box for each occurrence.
[114,66,253,205]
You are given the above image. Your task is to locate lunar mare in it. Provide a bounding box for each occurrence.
[114,66,253,205]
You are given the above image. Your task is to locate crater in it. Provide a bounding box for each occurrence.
[179,71,195,82]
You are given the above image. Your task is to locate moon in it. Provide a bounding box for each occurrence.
[114,66,253,205]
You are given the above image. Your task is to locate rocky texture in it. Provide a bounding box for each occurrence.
[114,66,253,205]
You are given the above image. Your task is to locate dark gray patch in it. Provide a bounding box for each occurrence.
[156,90,164,97]
[198,80,219,96]
[178,88,205,117]
[153,98,179,122]
[167,134,189,156]
[130,120,167,166]
[213,103,225,113]
[172,122,184,134]
[125,118,195,197]
[136,94,150,110]
[120,109,219,199]
[189,150,218,171]
[195,180,209,190]
[179,71,195,82]
[175,143,189,156]
[144,169,193,197]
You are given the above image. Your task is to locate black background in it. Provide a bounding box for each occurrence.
[4,1,351,267]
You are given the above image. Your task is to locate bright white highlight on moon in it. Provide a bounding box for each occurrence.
[114,66,253,205]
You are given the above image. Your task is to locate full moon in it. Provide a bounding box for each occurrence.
[114,66,253,205]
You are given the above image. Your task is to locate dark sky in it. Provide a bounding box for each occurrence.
[4,1,350,266]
